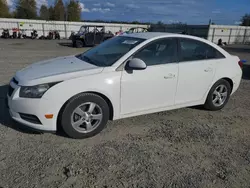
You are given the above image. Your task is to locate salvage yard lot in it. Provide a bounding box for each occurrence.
[0,39,250,188]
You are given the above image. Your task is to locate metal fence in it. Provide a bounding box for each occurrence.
[148,24,210,39]
[148,24,250,44]
[0,18,149,39]
[1,18,250,44]
[208,25,250,44]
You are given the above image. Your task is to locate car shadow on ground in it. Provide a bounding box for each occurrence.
[58,42,73,48]
[0,84,69,137]
[58,42,94,48]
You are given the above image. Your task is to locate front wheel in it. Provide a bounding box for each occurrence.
[75,40,84,48]
[60,93,110,139]
[204,79,231,111]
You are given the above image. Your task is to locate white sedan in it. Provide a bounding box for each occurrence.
[7,32,243,139]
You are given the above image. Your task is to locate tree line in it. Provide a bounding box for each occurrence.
[241,14,250,26]
[0,0,82,21]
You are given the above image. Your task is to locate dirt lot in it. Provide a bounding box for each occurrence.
[0,39,250,188]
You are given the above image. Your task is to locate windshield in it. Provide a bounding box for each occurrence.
[79,26,87,33]
[76,36,145,67]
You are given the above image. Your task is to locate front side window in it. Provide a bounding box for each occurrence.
[179,38,225,62]
[133,38,177,66]
[76,36,145,67]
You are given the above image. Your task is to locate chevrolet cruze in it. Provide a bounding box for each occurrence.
[7,32,242,139]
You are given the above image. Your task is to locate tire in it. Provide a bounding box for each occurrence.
[204,79,232,111]
[75,40,84,48]
[60,93,110,139]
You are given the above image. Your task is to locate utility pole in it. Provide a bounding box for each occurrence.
[209,19,212,25]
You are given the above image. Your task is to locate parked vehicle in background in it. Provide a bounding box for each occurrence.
[72,25,114,48]
[18,29,27,39]
[115,27,148,36]
[1,29,10,38]
[69,31,75,40]
[12,28,18,39]
[54,30,60,40]
[39,30,60,40]
[31,29,38,39]
[115,30,123,36]
[7,32,243,139]
[126,27,148,34]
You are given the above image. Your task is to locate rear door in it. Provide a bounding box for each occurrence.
[94,31,104,44]
[85,33,95,45]
[175,37,225,105]
[85,27,95,45]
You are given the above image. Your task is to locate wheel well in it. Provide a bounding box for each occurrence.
[76,39,85,45]
[57,92,114,129]
[88,91,114,120]
[221,77,233,92]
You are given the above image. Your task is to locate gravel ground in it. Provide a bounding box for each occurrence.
[0,39,250,188]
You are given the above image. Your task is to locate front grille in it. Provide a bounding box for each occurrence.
[12,77,18,85]
[19,113,42,124]
[8,85,14,96]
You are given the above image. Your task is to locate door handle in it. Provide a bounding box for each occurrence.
[204,67,213,72]
[164,74,175,79]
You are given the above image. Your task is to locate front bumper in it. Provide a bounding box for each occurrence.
[7,81,60,132]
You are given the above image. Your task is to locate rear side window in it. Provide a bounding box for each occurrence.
[179,38,225,62]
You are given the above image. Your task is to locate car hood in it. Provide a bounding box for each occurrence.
[15,55,103,86]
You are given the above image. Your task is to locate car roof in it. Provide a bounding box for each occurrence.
[124,32,182,39]
[123,32,217,46]
[123,32,212,42]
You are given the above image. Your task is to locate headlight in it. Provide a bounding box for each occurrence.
[19,82,59,98]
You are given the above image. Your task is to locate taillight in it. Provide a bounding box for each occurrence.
[238,60,246,69]
[238,61,243,68]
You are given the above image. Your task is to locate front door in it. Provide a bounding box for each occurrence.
[121,38,179,115]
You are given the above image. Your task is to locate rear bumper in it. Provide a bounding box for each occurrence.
[231,72,242,95]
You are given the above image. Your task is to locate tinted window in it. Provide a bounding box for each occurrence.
[76,36,145,67]
[179,38,225,62]
[133,38,177,66]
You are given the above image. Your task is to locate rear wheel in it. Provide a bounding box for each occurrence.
[60,93,110,139]
[204,79,231,111]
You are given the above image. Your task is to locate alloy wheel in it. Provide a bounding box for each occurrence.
[212,84,228,107]
[70,102,103,133]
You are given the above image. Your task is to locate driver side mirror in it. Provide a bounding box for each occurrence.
[125,58,147,70]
